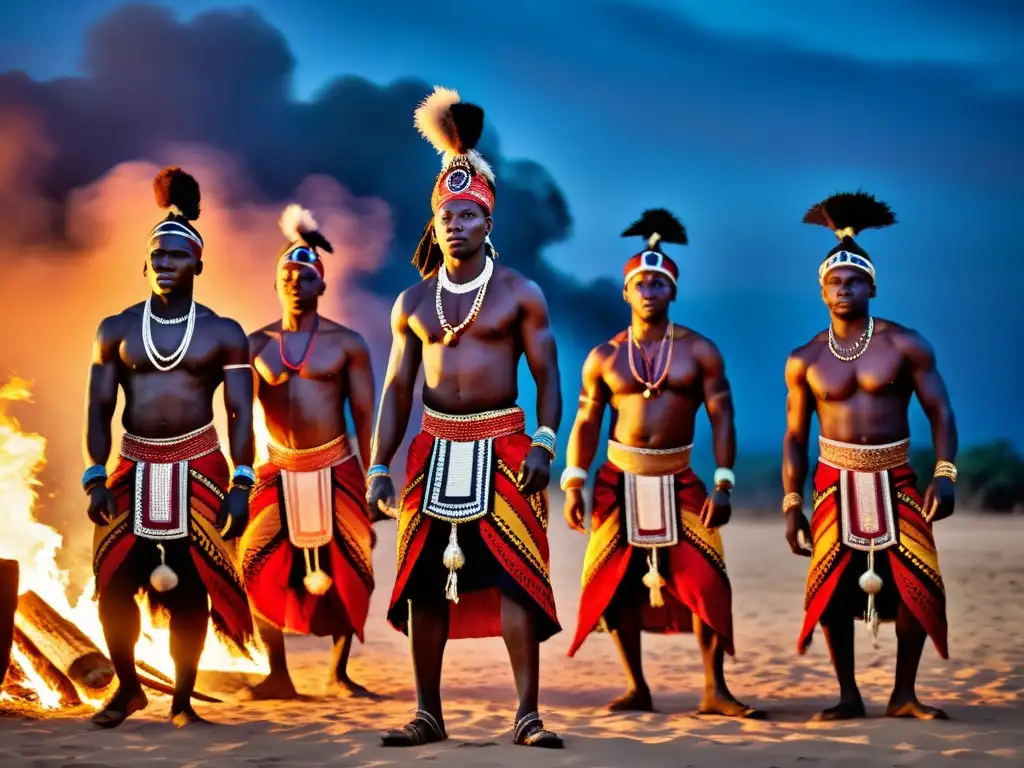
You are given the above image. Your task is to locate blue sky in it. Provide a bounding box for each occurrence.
[1,0,1021,453]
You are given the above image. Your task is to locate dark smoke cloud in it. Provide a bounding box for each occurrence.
[0,3,621,351]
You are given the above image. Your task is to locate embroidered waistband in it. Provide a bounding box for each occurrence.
[121,423,220,464]
[818,436,909,473]
[267,434,352,472]
[607,440,693,476]
[422,406,526,441]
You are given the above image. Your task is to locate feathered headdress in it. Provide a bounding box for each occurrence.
[277,203,333,278]
[411,86,499,278]
[149,166,204,255]
[620,208,688,287]
[415,86,495,215]
[804,190,896,284]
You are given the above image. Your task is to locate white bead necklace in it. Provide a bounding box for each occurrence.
[438,256,492,294]
[143,296,196,371]
[828,316,874,362]
[435,257,493,347]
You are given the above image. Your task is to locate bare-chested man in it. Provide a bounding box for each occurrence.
[239,205,376,699]
[366,87,563,748]
[563,209,760,718]
[84,168,255,728]
[783,191,956,721]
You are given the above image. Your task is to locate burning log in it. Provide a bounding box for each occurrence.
[11,627,83,707]
[0,559,17,689]
[15,590,114,691]
[5,588,221,707]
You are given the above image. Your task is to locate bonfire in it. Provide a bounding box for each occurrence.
[0,376,267,713]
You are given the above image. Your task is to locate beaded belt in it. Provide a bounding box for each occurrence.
[607,440,693,477]
[818,436,909,473]
[267,434,352,472]
[120,423,220,464]
[421,406,526,442]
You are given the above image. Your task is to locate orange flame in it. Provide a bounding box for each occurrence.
[0,376,268,709]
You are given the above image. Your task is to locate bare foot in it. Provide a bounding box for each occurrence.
[170,705,212,728]
[91,687,148,729]
[608,688,654,712]
[328,675,381,700]
[886,696,949,720]
[698,692,766,719]
[812,696,866,721]
[237,673,300,701]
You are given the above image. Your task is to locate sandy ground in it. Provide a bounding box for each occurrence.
[2,498,1023,767]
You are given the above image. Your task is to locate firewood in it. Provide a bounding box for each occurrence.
[11,627,82,707]
[14,590,114,691]
[136,671,222,703]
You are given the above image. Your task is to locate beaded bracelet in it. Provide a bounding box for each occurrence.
[367,464,391,482]
[531,426,557,458]
[82,464,107,491]
[230,465,255,490]
[782,492,803,514]
[713,467,735,490]
[559,466,587,491]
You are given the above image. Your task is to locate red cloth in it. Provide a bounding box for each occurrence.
[93,450,254,653]
[387,428,560,641]
[241,456,374,639]
[798,461,948,658]
[568,461,734,657]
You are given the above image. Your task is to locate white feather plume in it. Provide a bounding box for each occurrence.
[414,86,462,157]
[413,85,496,184]
[279,203,317,242]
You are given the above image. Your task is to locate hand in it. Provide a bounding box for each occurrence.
[563,487,587,533]
[922,476,955,523]
[517,446,552,496]
[217,484,250,541]
[700,486,732,529]
[784,507,812,557]
[86,483,116,526]
[367,474,398,521]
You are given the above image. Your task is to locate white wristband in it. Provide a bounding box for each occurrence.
[713,467,735,489]
[560,466,588,491]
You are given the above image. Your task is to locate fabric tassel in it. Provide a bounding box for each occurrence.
[150,543,179,593]
[303,547,333,596]
[859,541,883,648]
[443,523,465,603]
[642,549,665,607]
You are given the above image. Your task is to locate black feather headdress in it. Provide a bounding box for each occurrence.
[621,208,688,251]
[620,208,686,287]
[805,190,896,282]
[412,86,498,278]
[149,166,203,252]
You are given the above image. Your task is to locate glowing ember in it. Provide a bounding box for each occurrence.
[0,376,268,709]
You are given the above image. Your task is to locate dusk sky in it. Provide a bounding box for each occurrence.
[1,0,1021,458]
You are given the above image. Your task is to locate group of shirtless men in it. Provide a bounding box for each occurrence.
[80,87,958,747]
